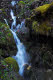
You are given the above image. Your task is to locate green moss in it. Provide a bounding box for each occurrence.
[35,4,50,14]
[18,1,25,9]
[0,8,7,16]
[0,32,2,35]
[34,2,53,14]
[0,22,9,30]
[0,60,14,80]
[4,57,19,72]
[0,60,24,80]
[0,22,3,27]
[0,8,4,12]
[32,21,38,32]
[18,1,25,5]
[1,37,6,43]
[32,21,52,35]
[7,33,12,37]
[33,2,53,34]
[0,22,10,43]
[3,12,7,15]
[1,60,7,66]
[0,22,17,57]
[26,2,53,36]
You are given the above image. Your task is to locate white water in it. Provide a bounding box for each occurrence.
[10,9,16,30]
[11,29,29,76]
[4,18,29,76]
[10,0,30,76]
[4,0,30,76]
[11,1,18,6]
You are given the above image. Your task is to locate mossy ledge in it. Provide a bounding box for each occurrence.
[25,2,53,37]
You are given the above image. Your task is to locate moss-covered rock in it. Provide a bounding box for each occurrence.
[35,4,50,14]
[33,2,53,14]
[0,22,17,58]
[25,2,53,37]
[0,59,24,80]
[32,21,52,35]
[4,57,19,72]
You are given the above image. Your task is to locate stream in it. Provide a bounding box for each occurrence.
[4,0,30,77]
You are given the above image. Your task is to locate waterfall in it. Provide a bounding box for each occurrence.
[11,0,18,6]
[4,0,30,76]
[10,9,16,30]
[11,29,29,76]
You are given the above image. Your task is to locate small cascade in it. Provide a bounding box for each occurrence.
[11,1,18,6]
[4,0,30,76]
[11,29,30,76]
[10,9,16,30]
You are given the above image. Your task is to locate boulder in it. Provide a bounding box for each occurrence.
[0,58,24,80]
[4,57,19,72]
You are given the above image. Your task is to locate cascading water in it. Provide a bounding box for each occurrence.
[11,29,30,76]
[10,9,16,30]
[4,0,30,76]
[11,1,18,6]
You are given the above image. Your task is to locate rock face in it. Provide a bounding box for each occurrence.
[0,22,17,58]
[25,2,53,37]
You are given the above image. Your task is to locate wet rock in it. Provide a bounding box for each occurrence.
[22,64,32,79]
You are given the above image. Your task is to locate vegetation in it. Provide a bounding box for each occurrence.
[4,57,19,72]
[32,21,52,35]
[0,22,17,59]
[26,2,53,36]
[0,0,53,80]
[35,2,53,14]
[0,60,20,80]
